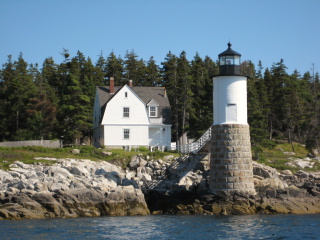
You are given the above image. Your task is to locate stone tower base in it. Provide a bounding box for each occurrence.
[209,124,256,196]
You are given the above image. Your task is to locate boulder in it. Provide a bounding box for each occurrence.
[45,166,72,179]
[286,159,314,168]
[281,170,293,175]
[284,152,296,156]
[129,156,140,170]
[253,162,278,178]
[0,169,13,181]
[101,151,112,157]
[69,166,90,177]
[255,178,288,190]
[71,149,80,154]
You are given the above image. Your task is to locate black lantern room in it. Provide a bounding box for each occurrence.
[218,42,241,75]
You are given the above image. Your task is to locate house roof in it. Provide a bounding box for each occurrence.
[96,85,172,125]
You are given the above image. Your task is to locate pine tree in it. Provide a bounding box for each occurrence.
[244,61,273,158]
[268,59,289,140]
[95,53,107,86]
[189,53,212,139]
[0,55,14,140]
[2,54,37,140]
[161,51,179,144]
[176,51,193,145]
[124,50,147,86]
[145,56,161,86]
[105,52,124,85]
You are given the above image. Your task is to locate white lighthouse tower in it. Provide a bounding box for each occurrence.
[209,43,256,196]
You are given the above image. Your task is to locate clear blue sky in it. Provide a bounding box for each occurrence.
[1,0,319,75]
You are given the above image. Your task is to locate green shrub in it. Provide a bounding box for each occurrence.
[138,146,149,152]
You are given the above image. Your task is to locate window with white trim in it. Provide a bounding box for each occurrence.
[149,106,157,117]
[123,129,130,139]
[123,107,130,118]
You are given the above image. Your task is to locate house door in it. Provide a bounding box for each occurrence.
[226,103,237,122]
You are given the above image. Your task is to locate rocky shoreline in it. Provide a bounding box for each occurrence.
[1,154,320,220]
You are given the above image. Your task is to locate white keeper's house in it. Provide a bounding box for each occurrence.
[93,78,172,149]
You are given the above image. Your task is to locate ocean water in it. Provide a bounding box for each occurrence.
[1,214,320,240]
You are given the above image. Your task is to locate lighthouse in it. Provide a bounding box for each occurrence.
[209,43,256,196]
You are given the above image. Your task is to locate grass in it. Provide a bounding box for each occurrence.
[0,143,317,173]
[256,142,319,173]
[0,146,180,170]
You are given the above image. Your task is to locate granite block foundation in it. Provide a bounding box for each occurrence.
[209,124,256,195]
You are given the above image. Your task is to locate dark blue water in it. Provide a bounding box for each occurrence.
[1,214,320,239]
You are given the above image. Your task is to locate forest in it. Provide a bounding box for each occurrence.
[0,49,319,155]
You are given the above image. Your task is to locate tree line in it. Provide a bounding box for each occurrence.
[0,50,319,154]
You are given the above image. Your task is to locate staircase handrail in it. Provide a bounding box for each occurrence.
[177,126,212,154]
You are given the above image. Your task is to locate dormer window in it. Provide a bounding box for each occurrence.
[149,106,157,117]
[147,99,159,118]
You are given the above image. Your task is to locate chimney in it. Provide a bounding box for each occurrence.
[129,79,133,87]
[164,87,167,98]
[110,77,114,94]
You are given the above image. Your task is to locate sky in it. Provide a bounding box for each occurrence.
[1,0,320,75]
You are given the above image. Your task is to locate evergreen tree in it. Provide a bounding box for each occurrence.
[57,51,94,144]
[145,56,161,86]
[105,52,124,85]
[176,51,193,145]
[1,54,37,140]
[0,55,15,140]
[124,50,147,86]
[244,61,273,158]
[161,51,179,144]
[189,53,212,139]
[268,59,289,140]
[305,71,320,154]
[94,53,107,86]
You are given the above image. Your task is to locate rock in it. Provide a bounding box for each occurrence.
[0,169,13,181]
[129,156,140,170]
[284,152,296,156]
[253,162,278,178]
[102,151,112,157]
[8,171,20,178]
[45,166,72,179]
[69,166,90,177]
[140,159,147,167]
[296,170,309,178]
[34,182,48,192]
[141,173,152,183]
[163,155,175,161]
[12,161,31,169]
[0,157,151,220]
[281,170,293,175]
[286,159,314,168]
[256,178,288,190]
[71,149,80,154]
[9,168,29,175]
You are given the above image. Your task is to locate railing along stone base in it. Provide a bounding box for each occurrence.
[209,124,256,196]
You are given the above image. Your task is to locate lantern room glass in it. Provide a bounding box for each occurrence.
[220,55,240,66]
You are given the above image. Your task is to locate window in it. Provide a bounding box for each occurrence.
[149,106,157,117]
[123,129,130,139]
[226,56,234,65]
[226,103,237,122]
[123,107,130,117]
[125,92,128,98]
[220,56,226,65]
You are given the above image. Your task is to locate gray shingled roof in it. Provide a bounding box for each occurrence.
[96,85,172,125]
